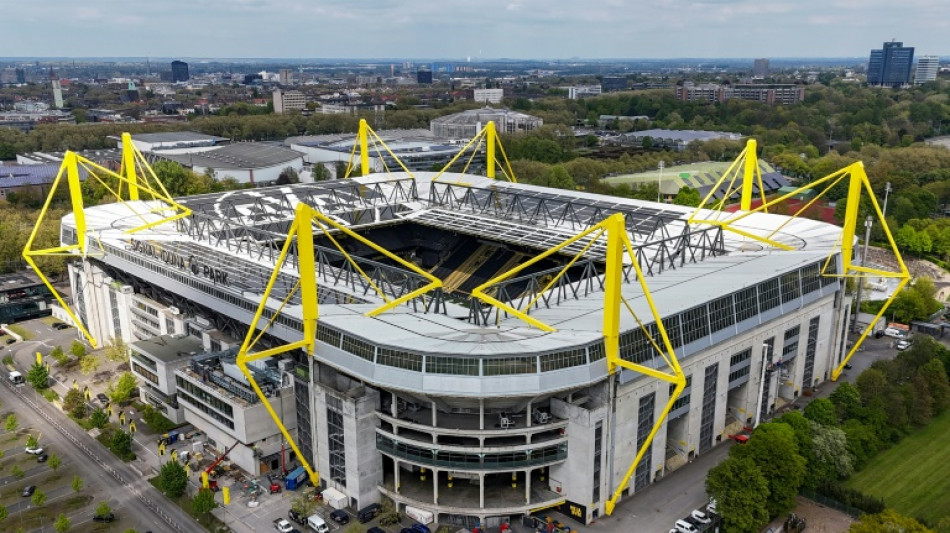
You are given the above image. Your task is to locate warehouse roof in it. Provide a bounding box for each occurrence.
[130,131,228,144]
[0,164,87,187]
[159,143,304,169]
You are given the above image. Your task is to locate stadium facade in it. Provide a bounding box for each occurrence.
[61,168,849,527]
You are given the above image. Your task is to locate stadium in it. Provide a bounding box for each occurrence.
[30,128,901,530]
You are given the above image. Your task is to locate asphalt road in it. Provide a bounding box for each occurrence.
[1,378,206,533]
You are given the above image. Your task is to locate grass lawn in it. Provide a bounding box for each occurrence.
[603,160,776,185]
[846,409,950,525]
[6,324,33,341]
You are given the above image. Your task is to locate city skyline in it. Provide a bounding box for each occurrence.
[2,0,949,59]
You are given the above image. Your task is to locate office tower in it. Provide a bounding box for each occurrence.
[171,60,190,83]
[867,41,914,87]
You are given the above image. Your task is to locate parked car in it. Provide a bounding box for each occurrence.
[288,509,306,525]
[330,509,349,524]
[273,518,294,533]
[691,509,712,524]
[368,528,386,533]
[21,485,35,497]
[36,454,48,463]
[97,393,110,405]
[728,434,749,444]
[93,513,116,523]
[358,503,381,523]
[25,446,43,455]
[5,338,15,345]
[674,519,698,533]
[896,339,912,351]
[407,523,431,533]
[708,498,718,514]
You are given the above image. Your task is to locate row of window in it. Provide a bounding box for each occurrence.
[175,375,235,418]
[377,434,567,469]
[177,389,235,430]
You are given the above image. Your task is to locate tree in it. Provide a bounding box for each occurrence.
[80,354,101,375]
[11,465,23,479]
[0,504,6,522]
[105,338,129,363]
[919,358,950,414]
[31,488,46,507]
[312,163,331,181]
[109,429,133,460]
[54,513,70,533]
[829,382,862,421]
[95,501,111,518]
[673,186,701,207]
[4,414,17,433]
[70,340,87,359]
[849,509,934,532]
[49,346,68,366]
[107,372,138,403]
[276,167,300,185]
[89,407,109,429]
[291,492,318,518]
[63,388,87,418]
[192,488,217,516]
[736,422,807,516]
[26,361,49,389]
[71,474,83,493]
[158,459,188,498]
[25,434,38,449]
[706,455,770,533]
[803,398,837,426]
[48,454,61,471]
[546,165,576,190]
[811,422,854,481]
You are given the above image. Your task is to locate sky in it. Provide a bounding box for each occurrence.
[1,0,948,59]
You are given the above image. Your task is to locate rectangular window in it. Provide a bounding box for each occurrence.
[593,422,603,503]
[759,278,781,311]
[680,305,710,346]
[377,348,423,372]
[709,295,735,333]
[781,271,802,303]
[540,349,587,372]
[483,357,537,376]
[734,285,758,323]
[801,262,822,294]
[728,347,753,385]
[341,335,375,362]
[426,356,479,376]
[669,375,692,411]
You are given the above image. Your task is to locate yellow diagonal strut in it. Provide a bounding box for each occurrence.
[236,203,442,488]
[469,213,683,515]
[22,136,192,348]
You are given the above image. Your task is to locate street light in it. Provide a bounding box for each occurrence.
[657,160,664,203]
[850,216,874,333]
[882,181,892,220]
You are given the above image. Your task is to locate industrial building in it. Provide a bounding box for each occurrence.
[430,107,542,139]
[0,272,55,324]
[621,129,742,151]
[287,129,484,176]
[154,142,305,185]
[118,132,229,155]
[55,136,852,530]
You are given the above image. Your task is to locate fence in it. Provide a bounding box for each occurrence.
[799,488,865,518]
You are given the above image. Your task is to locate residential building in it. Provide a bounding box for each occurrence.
[568,85,603,99]
[867,41,914,87]
[273,90,308,114]
[674,83,804,106]
[753,58,770,77]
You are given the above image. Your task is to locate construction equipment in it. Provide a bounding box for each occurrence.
[204,441,239,491]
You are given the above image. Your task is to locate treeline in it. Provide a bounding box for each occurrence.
[707,337,950,533]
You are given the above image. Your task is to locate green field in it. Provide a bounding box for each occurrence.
[846,409,950,525]
[603,161,776,185]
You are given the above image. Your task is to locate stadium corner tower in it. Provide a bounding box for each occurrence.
[62,167,847,528]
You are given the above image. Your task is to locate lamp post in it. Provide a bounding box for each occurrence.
[882,181,892,220]
[850,216,874,333]
[657,160,664,203]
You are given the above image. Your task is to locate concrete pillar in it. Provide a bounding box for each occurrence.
[433,468,439,505]
[525,468,531,504]
[432,400,437,427]
[526,400,532,427]
[391,392,398,417]
[479,472,485,508]
[394,459,400,494]
[479,399,484,430]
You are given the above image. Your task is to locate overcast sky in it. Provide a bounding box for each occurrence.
[2,0,948,59]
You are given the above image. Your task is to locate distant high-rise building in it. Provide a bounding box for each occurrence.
[753,58,770,77]
[417,70,433,84]
[171,60,190,83]
[473,88,504,104]
[867,41,914,87]
[15,68,26,84]
[601,76,627,92]
[279,69,294,86]
[49,67,63,109]
[915,55,939,85]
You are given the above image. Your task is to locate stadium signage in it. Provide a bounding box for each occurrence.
[131,240,230,286]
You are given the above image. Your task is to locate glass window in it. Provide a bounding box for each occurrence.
[540,349,587,372]
[484,356,537,376]
[680,305,710,346]
[734,286,758,322]
[377,348,423,372]
[709,295,735,332]
[426,356,479,376]
[781,271,801,303]
[758,278,781,311]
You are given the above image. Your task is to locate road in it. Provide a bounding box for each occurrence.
[1,378,206,533]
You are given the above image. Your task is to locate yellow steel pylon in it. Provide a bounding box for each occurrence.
[236,203,442,488]
[22,133,192,348]
[432,121,517,183]
[342,119,418,179]
[688,156,910,380]
[471,213,684,514]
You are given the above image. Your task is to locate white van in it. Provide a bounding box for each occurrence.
[674,519,698,533]
[307,514,329,533]
[7,371,24,384]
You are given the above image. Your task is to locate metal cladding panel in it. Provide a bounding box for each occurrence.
[709,328,736,346]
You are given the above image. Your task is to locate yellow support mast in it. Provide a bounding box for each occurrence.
[471,213,684,515]
[22,134,192,348]
[236,203,442,488]
[432,121,517,183]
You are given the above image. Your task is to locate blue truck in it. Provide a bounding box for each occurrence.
[285,466,308,490]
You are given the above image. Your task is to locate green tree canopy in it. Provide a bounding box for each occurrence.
[849,509,934,532]
[706,455,770,533]
[735,422,807,516]
[54,514,70,533]
[107,372,138,404]
[26,362,49,390]
[803,398,837,426]
[158,459,188,498]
